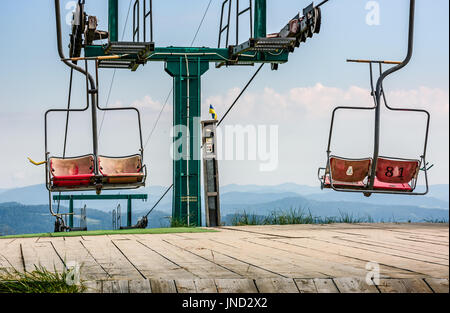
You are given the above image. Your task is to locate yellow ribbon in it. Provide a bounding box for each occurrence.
[28,157,46,166]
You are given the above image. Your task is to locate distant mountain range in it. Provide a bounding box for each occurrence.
[0,183,448,235]
[0,202,171,236]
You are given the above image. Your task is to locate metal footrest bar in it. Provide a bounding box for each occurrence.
[232,37,296,55]
[105,41,154,56]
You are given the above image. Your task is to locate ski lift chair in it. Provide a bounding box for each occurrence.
[318,0,431,197]
[98,154,146,188]
[322,156,372,190]
[48,155,95,190]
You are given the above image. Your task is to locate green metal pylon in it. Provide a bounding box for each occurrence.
[84,0,300,227]
[165,57,209,226]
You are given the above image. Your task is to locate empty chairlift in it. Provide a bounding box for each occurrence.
[318,0,431,196]
[45,59,147,194]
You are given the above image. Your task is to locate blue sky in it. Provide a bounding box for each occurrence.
[0,0,448,189]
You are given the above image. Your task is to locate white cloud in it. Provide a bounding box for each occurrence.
[205,84,449,121]
[131,95,173,114]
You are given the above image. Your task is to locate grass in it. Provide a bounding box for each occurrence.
[0,265,85,293]
[423,218,449,224]
[1,227,216,239]
[231,208,377,226]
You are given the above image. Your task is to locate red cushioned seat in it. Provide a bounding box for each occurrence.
[373,178,413,192]
[50,155,95,188]
[98,155,144,184]
[375,157,420,184]
[323,175,367,189]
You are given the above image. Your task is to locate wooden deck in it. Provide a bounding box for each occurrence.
[0,223,448,293]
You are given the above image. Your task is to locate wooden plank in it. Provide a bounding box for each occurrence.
[102,281,113,294]
[137,237,241,279]
[163,238,282,279]
[173,279,219,293]
[20,241,65,273]
[248,237,379,278]
[83,281,102,293]
[129,279,152,293]
[194,279,218,293]
[424,278,449,293]
[255,278,299,293]
[401,278,433,293]
[215,279,258,293]
[333,277,379,293]
[50,239,111,281]
[80,237,142,280]
[196,238,327,278]
[294,279,318,293]
[0,240,23,272]
[331,236,448,266]
[332,234,449,259]
[112,280,129,293]
[377,279,408,293]
[112,239,195,280]
[285,237,448,278]
[274,238,416,279]
[313,279,339,293]
[327,227,449,253]
[175,280,197,293]
[150,279,177,293]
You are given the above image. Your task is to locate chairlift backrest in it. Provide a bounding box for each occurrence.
[375,157,419,184]
[98,155,143,175]
[330,157,371,183]
[50,155,94,177]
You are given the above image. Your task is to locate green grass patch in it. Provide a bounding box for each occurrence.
[1,227,216,239]
[231,209,376,226]
[0,265,85,293]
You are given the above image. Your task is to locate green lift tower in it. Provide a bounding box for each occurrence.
[75,0,322,226]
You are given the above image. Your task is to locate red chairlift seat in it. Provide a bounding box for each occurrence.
[98,155,145,185]
[323,156,372,189]
[373,157,420,192]
[49,155,95,188]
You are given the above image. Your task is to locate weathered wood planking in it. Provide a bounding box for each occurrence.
[80,237,142,280]
[0,240,23,271]
[0,223,447,292]
[83,280,102,293]
[247,237,389,278]
[215,279,258,293]
[254,278,299,293]
[273,238,422,279]
[328,232,449,259]
[150,279,177,293]
[137,237,241,279]
[129,279,152,293]
[50,238,111,281]
[163,238,286,279]
[111,238,196,280]
[312,278,340,293]
[294,279,319,293]
[276,237,447,278]
[326,235,449,266]
[424,278,449,293]
[80,278,449,293]
[333,277,379,293]
[178,237,327,278]
[20,239,65,273]
[377,279,409,293]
